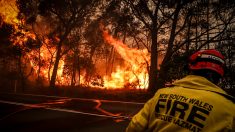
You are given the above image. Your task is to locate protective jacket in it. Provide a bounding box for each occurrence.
[126,75,235,132]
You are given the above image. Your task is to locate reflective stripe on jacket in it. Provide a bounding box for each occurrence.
[126,75,235,132]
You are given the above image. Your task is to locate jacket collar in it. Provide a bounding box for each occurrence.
[172,75,227,95]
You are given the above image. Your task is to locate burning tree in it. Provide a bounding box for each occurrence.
[0,0,234,94]
[101,0,235,93]
[16,0,101,88]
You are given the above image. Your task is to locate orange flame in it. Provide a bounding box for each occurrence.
[0,0,19,25]
[102,30,150,89]
[0,0,69,85]
[0,0,151,89]
[28,40,68,85]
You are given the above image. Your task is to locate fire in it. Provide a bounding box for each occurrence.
[0,0,19,25]
[0,0,69,85]
[28,40,68,85]
[102,30,150,89]
[1,0,150,89]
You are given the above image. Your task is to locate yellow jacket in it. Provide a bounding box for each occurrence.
[126,75,235,132]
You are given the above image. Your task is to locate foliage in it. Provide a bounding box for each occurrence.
[0,0,234,95]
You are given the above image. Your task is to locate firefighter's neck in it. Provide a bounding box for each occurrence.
[190,70,221,85]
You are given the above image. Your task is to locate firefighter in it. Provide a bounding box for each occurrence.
[126,49,235,132]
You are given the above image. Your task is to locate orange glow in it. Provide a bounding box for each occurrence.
[0,0,69,85]
[102,30,150,89]
[28,41,69,85]
[0,0,19,25]
[1,0,152,89]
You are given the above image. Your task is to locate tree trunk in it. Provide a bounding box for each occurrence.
[157,4,181,88]
[77,56,81,85]
[148,21,158,93]
[50,42,62,88]
[71,51,77,86]
[18,55,25,92]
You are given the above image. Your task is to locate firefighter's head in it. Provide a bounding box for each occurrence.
[188,49,225,84]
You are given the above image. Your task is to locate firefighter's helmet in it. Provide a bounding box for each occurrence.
[189,49,225,77]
